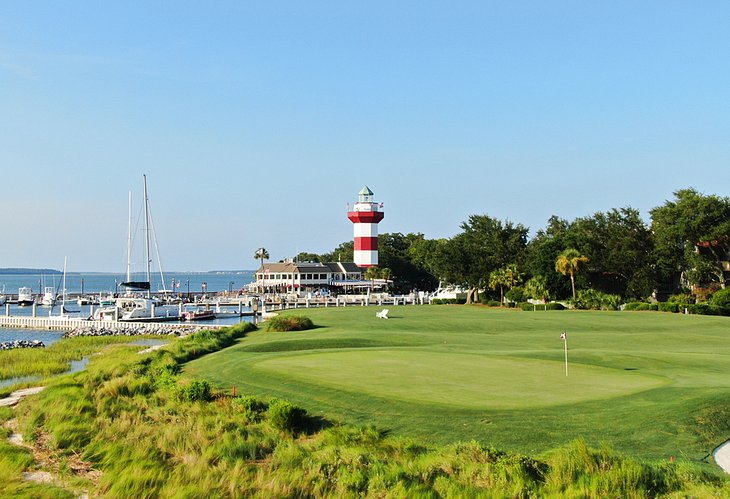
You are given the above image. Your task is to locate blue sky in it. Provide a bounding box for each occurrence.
[1,1,728,271]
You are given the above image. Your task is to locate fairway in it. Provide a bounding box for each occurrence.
[254,350,666,409]
[185,305,730,460]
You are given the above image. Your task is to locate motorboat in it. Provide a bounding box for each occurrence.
[96,296,179,322]
[17,287,35,306]
[41,287,57,307]
[181,308,216,321]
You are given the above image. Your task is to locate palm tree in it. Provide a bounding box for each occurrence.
[253,247,269,270]
[489,267,509,306]
[555,249,589,301]
[525,275,550,303]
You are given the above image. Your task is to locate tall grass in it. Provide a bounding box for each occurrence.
[7,320,729,497]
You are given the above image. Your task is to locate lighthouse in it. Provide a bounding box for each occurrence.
[347,186,384,268]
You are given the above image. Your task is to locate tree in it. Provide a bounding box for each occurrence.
[524,275,550,303]
[433,215,529,303]
[489,264,523,305]
[651,189,730,290]
[569,208,655,298]
[555,249,589,301]
[253,247,269,270]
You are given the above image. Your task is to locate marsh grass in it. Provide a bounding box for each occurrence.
[0,335,160,381]
[6,319,729,497]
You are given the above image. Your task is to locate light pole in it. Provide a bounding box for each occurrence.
[229,281,234,293]
[186,279,190,302]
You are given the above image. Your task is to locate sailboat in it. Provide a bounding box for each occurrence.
[96,175,179,322]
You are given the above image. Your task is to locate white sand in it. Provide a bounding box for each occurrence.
[714,440,730,474]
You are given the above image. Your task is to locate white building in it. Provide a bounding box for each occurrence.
[252,261,367,293]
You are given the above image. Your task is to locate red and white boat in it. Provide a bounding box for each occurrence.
[182,309,216,321]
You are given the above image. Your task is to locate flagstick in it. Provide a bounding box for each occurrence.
[564,336,569,377]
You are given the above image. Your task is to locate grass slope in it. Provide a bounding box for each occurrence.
[185,305,730,461]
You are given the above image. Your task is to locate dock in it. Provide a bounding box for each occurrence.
[0,316,221,333]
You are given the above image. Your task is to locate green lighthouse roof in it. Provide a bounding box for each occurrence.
[359,186,373,196]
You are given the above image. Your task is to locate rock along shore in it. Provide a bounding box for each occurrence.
[63,323,215,338]
[0,340,46,350]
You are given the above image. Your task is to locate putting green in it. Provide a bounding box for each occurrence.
[253,350,666,409]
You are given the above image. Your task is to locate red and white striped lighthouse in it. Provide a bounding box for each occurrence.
[347,186,384,268]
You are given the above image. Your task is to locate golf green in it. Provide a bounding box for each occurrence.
[186,305,730,459]
[253,350,666,409]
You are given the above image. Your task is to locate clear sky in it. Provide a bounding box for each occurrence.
[1,1,728,271]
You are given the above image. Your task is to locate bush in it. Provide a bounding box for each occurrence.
[265,315,314,332]
[545,302,565,310]
[634,303,658,311]
[574,289,622,310]
[711,288,730,308]
[505,287,525,303]
[177,380,212,402]
[668,293,694,304]
[623,302,643,311]
[267,399,307,434]
[484,300,502,307]
[657,302,679,313]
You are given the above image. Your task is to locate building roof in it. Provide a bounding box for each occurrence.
[359,186,373,196]
[256,262,363,275]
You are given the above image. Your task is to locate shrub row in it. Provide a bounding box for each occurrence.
[431,298,467,305]
[625,301,730,316]
[520,302,565,311]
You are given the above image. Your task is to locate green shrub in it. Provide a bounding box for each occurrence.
[575,289,622,310]
[711,288,730,308]
[485,300,502,307]
[657,302,679,313]
[623,302,642,311]
[668,293,695,304]
[633,303,658,311]
[431,298,444,305]
[177,380,212,402]
[267,399,307,434]
[234,395,269,423]
[505,286,525,303]
[520,302,534,311]
[265,315,315,332]
[545,302,565,310]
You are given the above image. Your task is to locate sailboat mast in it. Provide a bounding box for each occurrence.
[143,174,151,298]
[126,191,132,284]
[62,256,67,316]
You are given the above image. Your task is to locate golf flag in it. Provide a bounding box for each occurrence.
[561,332,568,376]
[560,332,566,340]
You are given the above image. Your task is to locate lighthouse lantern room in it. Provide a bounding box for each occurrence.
[347,186,384,268]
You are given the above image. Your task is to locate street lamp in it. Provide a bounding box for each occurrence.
[186,279,190,302]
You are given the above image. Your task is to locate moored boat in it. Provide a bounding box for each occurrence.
[41,287,57,307]
[17,287,34,306]
[182,309,216,321]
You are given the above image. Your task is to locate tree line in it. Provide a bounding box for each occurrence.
[291,188,729,302]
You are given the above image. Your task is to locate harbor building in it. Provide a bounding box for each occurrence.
[251,261,364,293]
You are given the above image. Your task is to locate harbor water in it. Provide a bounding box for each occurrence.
[0,271,256,342]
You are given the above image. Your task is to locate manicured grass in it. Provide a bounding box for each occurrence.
[185,305,730,461]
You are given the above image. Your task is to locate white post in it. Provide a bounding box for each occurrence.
[563,333,569,377]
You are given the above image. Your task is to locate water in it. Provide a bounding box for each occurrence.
[0,270,256,341]
[0,355,90,389]
[0,328,64,345]
[0,270,255,296]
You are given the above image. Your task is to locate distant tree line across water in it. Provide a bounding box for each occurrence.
[292,188,730,303]
[0,268,62,275]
